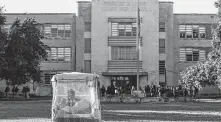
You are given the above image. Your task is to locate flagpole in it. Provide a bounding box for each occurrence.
[136,0,140,91]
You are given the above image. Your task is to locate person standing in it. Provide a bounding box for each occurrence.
[100,85,106,97]
[12,85,16,98]
[22,85,30,99]
[14,85,19,98]
[4,85,10,99]
[145,85,151,97]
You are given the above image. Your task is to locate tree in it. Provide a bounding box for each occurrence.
[179,0,221,90]
[0,6,7,77]
[0,12,49,85]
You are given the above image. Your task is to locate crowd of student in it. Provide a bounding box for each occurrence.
[4,85,30,99]
[100,84,199,100]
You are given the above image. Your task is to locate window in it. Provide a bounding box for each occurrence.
[51,48,57,61]
[44,73,54,85]
[179,25,206,39]
[159,22,165,32]
[51,25,58,37]
[159,39,165,53]
[84,38,91,53]
[111,46,136,60]
[192,25,199,38]
[46,47,71,62]
[179,25,186,38]
[57,48,65,61]
[84,60,91,73]
[44,25,51,37]
[64,48,71,62]
[44,71,66,85]
[179,48,205,62]
[85,22,91,32]
[186,25,193,38]
[199,27,206,38]
[111,22,136,36]
[44,24,71,38]
[159,61,165,74]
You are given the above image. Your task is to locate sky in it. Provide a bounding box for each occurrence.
[0,0,218,15]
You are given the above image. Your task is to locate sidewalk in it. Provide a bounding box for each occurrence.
[0,96,52,101]
[1,96,221,103]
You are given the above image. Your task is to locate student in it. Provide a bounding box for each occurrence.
[100,85,106,97]
[4,85,10,99]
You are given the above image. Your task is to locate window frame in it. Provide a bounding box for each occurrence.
[159,22,166,32]
[84,38,91,53]
[159,60,165,75]
[111,22,137,37]
[44,71,68,85]
[179,48,204,62]
[46,47,71,62]
[159,39,165,53]
[111,46,137,60]
[179,24,206,39]
[43,24,72,39]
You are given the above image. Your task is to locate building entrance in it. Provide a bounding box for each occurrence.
[111,76,137,90]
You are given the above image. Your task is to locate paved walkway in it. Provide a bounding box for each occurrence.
[0,119,220,122]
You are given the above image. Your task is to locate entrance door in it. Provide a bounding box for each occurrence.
[111,76,136,90]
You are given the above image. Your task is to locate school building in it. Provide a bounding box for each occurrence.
[77,0,220,94]
[0,0,220,96]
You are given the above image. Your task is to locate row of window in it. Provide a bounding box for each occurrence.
[46,47,71,62]
[111,22,137,36]
[3,24,72,38]
[84,39,165,55]
[3,23,211,40]
[44,24,71,38]
[179,25,206,39]
[110,22,166,37]
[179,48,206,62]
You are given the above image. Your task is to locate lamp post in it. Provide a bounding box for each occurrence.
[136,0,140,91]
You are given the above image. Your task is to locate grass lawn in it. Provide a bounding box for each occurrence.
[0,101,221,122]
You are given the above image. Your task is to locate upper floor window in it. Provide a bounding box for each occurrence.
[111,22,137,37]
[84,38,91,53]
[159,61,165,74]
[85,22,91,32]
[179,25,206,39]
[46,47,71,62]
[159,22,165,32]
[111,46,137,60]
[179,48,206,62]
[159,39,165,53]
[44,24,71,38]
